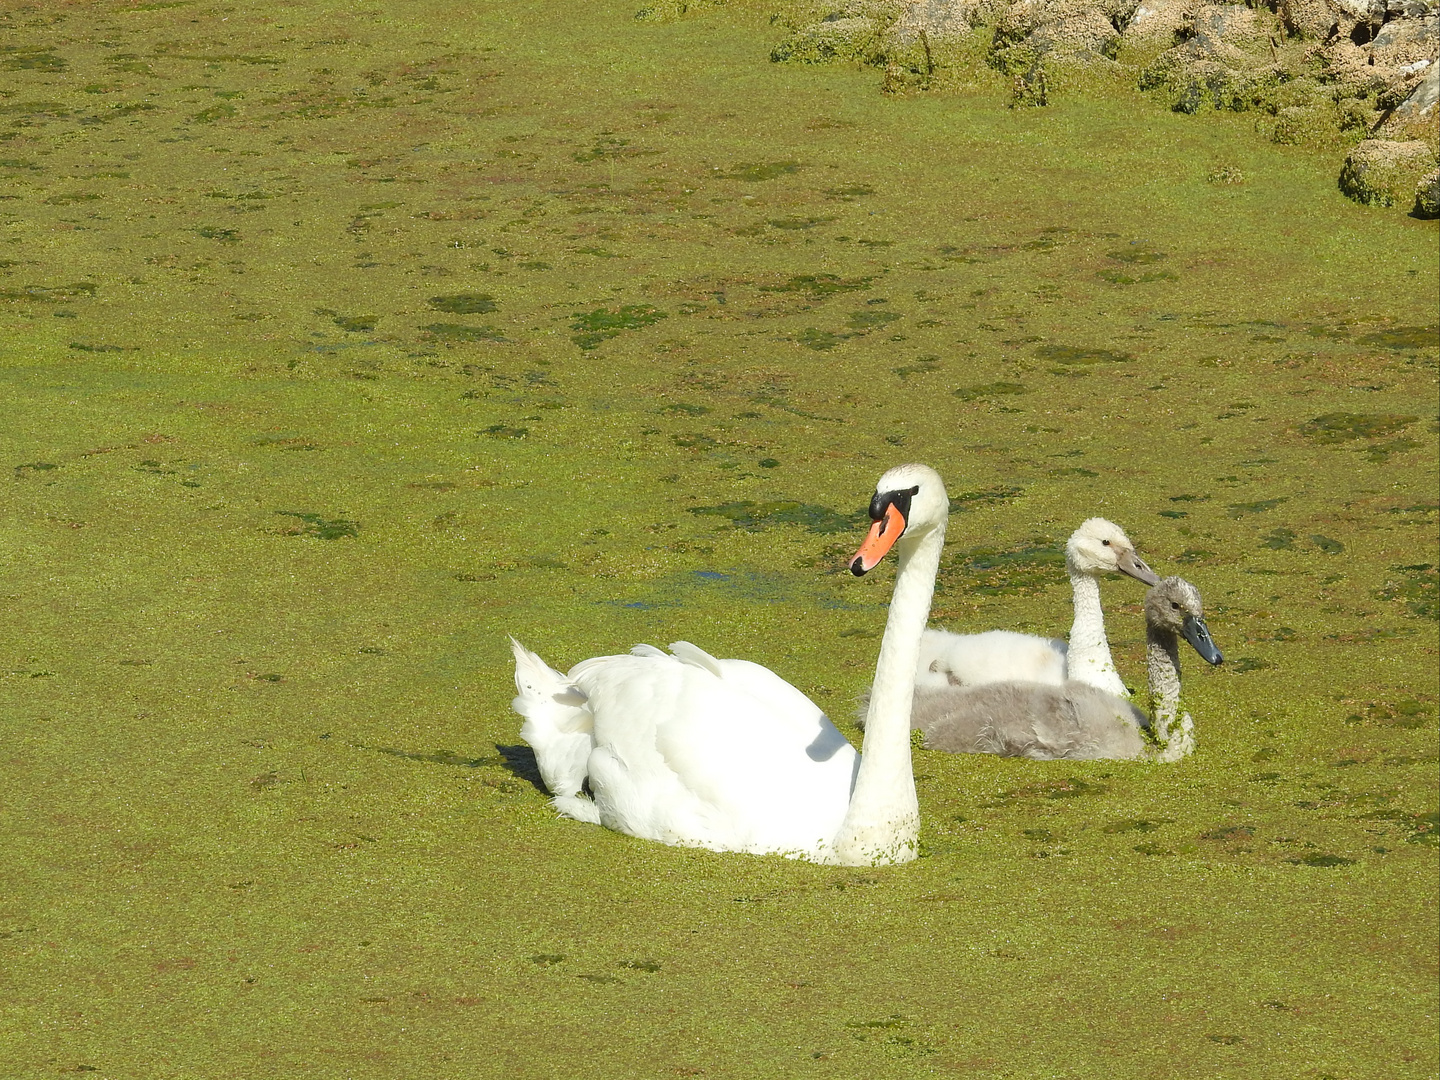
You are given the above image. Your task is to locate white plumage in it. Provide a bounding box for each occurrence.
[914,517,1157,697]
[510,463,951,865]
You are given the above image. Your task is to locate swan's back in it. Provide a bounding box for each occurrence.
[912,680,1148,760]
[568,645,859,857]
[915,628,1067,692]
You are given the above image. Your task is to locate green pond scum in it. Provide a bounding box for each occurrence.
[0,0,1435,1077]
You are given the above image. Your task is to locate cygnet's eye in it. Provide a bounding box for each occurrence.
[1102,539,1111,546]
[1171,601,1180,610]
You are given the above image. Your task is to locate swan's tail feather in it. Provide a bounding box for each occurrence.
[550,793,603,824]
[668,640,724,679]
[510,637,595,802]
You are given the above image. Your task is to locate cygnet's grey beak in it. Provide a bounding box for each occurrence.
[1182,614,1224,666]
[1117,549,1160,586]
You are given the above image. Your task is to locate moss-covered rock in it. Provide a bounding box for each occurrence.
[1414,168,1440,217]
[770,14,888,65]
[1338,138,1439,206]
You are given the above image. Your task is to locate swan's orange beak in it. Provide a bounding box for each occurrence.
[850,503,906,576]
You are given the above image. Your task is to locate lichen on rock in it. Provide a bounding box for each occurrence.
[1338,138,1440,205]
[1412,167,1440,215]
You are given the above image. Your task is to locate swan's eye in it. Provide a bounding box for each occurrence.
[1102,539,1111,546]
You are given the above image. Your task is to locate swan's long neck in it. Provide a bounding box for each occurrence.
[1066,569,1125,696]
[831,520,944,866]
[1146,626,1193,762]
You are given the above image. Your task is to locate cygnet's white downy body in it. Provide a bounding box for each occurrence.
[510,463,949,866]
[911,576,1223,761]
[916,517,1158,697]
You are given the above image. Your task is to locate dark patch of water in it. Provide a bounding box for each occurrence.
[954,380,1025,401]
[715,161,802,181]
[333,315,377,332]
[1200,825,1254,841]
[687,500,860,534]
[1103,818,1172,834]
[1034,344,1133,365]
[1132,843,1176,856]
[944,540,1063,596]
[846,309,900,330]
[794,328,846,350]
[948,485,1022,512]
[570,305,666,349]
[0,282,97,302]
[1231,657,1273,673]
[482,424,528,439]
[1356,326,1438,350]
[1373,564,1437,619]
[428,293,497,314]
[892,357,940,379]
[1227,498,1286,517]
[4,51,66,72]
[1287,853,1355,867]
[767,215,835,230]
[274,511,358,540]
[423,322,507,342]
[1298,412,1417,443]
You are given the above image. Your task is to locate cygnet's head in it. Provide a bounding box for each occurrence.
[1145,576,1224,665]
[850,463,949,576]
[1066,518,1159,585]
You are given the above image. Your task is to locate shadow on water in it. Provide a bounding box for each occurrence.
[495,744,546,791]
[351,742,546,792]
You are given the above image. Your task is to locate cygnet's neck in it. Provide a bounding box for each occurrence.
[831,520,943,866]
[1146,624,1193,761]
[1066,567,1127,697]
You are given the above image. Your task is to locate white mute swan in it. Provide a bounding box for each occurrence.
[911,576,1222,761]
[509,463,949,865]
[916,517,1158,697]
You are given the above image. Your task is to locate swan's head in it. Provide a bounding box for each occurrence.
[850,463,948,576]
[1145,576,1223,665]
[1066,517,1158,585]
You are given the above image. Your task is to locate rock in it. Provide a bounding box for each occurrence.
[1333,0,1386,21]
[1395,56,1439,114]
[1187,2,1268,53]
[893,0,984,42]
[1414,168,1440,215]
[770,16,883,65]
[1371,12,1440,66]
[1127,0,1195,42]
[991,0,1133,67]
[1278,0,1386,40]
[1338,138,1438,206]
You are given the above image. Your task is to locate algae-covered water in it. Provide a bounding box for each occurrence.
[1,1,1436,1076]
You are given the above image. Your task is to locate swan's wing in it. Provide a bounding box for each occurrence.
[571,649,855,855]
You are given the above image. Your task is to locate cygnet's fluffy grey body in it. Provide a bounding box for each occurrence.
[910,577,1223,762]
[911,679,1150,759]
